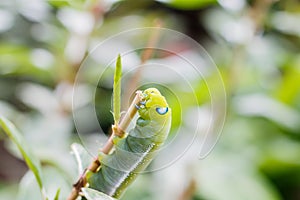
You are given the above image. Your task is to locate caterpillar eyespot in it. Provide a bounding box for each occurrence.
[87,87,172,199]
[156,107,169,115]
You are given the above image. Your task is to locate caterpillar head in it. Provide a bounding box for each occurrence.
[134,88,171,142]
[138,88,170,121]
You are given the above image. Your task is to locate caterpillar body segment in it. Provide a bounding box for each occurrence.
[86,88,171,198]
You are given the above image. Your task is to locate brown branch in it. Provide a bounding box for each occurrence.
[249,0,277,33]
[101,91,143,154]
[67,91,143,200]
[123,19,163,109]
[177,179,197,200]
[227,0,276,97]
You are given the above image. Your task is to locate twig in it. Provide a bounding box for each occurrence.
[123,19,163,109]
[177,179,197,200]
[249,0,277,33]
[102,91,143,154]
[67,91,143,200]
[227,0,276,96]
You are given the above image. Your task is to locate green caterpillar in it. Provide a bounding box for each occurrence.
[86,88,171,198]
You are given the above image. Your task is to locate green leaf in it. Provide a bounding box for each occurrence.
[17,166,71,200]
[82,188,117,200]
[47,0,70,8]
[113,54,122,124]
[0,116,47,199]
[54,189,60,200]
[156,0,217,10]
[71,143,93,176]
[195,154,281,200]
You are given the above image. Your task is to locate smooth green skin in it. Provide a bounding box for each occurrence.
[86,88,171,198]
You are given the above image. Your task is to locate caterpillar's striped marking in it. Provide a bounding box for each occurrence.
[86,88,171,198]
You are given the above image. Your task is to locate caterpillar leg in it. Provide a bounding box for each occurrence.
[98,151,106,162]
[135,100,146,110]
[112,134,127,145]
[135,104,141,110]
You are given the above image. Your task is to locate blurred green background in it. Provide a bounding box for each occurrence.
[1,0,300,200]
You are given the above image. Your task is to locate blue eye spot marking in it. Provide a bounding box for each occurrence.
[156,107,168,115]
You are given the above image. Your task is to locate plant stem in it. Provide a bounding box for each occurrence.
[123,20,162,109]
[177,179,197,200]
[67,91,143,200]
[102,90,143,154]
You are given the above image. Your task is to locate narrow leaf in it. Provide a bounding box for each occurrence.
[113,54,122,124]
[71,143,93,176]
[82,188,117,200]
[54,188,60,200]
[0,115,47,198]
